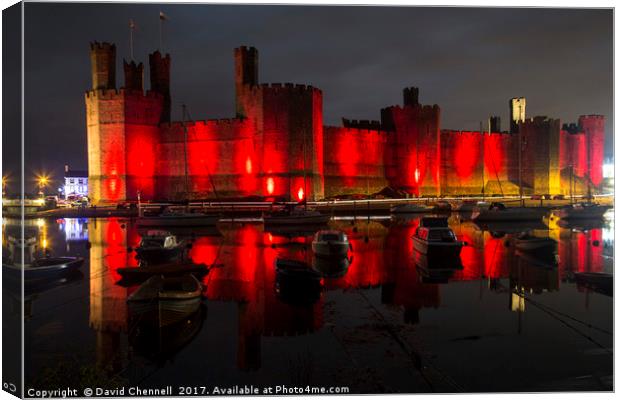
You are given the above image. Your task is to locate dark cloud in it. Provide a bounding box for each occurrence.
[9,4,612,192]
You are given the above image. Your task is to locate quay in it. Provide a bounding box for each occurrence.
[4,194,613,220]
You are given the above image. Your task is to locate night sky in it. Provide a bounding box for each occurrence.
[3,3,613,193]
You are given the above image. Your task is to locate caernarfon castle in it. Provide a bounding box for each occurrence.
[86,42,605,204]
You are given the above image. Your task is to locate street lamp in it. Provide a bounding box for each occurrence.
[2,175,7,196]
[37,174,50,197]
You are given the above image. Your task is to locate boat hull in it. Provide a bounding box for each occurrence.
[116,262,209,284]
[311,241,349,258]
[135,246,184,264]
[515,238,557,252]
[3,257,84,281]
[411,236,463,259]
[137,215,219,227]
[555,206,611,220]
[472,207,548,222]
[264,213,331,226]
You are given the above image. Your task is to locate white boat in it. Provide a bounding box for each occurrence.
[552,203,611,220]
[137,209,220,227]
[390,203,432,214]
[411,217,464,258]
[514,233,557,252]
[311,230,350,258]
[472,202,548,222]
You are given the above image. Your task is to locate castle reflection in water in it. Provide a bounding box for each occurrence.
[7,213,613,389]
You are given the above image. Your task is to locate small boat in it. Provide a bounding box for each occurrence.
[3,256,84,281]
[312,256,351,278]
[275,259,323,281]
[129,304,205,364]
[472,202,548,222]
[456,200,486,215]
[127,274,203,327]
[432,201,452,213]
[116,262,210,284]
[552,203,612,220]
[137,209,220,227]
[413,248,463,271]
[574,272,613,297]
[135,230,185,264]
[411,217,464,258]
[514,232,557,252]
[390,203,432,214]
[275,258,323,305]
[311,230,350,258]
[515,250,558,269]
[263,206,331,226]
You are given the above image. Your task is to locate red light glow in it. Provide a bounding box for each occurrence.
[297,187,305,201]
[266,177,275,195]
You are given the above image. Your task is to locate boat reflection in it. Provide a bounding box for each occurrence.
[128,304,206,366]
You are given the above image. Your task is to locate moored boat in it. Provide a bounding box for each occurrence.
[411,217,464,259]
[275,258,323,304]
[137,209,220,227]
[573,272,613,296]
[472,202,548,222]
[455,200,483,213]
[263,206,330,226]
[312,255,351,278]
[552,203,612,220]
[3,256,85,281]
[135,230,185,264]
[116,262,210,284]
[127,274,203,327]
[311,230,350,258]
[390,203,433,214]
[514,233,557,252]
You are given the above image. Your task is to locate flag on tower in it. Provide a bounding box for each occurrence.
[129,19,135,29]
[159,11,168,20]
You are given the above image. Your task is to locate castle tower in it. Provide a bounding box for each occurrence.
[123,60,143,91]
[86,42,127,204]
[90,42,116,90]
[489,116,501,132]
[578,115,605,188]
[382,89,441,197]
[86,42,165,204]
[149,51,171,122]
[235,46,259,118]
[403,87,419,106]
[509,97,526,133]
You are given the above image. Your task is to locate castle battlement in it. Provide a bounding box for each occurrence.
[325,125,390,137]
[342,118,384,131]
[84,88,163,100]
[562,123,581,134]
[90,41,115,51]
[257,82,322,95]
[441,129,507,136]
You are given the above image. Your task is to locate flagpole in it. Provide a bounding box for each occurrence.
[159,11,167,53]
[129,19,135,60]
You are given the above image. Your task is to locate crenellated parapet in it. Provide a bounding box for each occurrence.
[341,118,386,131]
[90,41,116,90]
[123,60,144,91]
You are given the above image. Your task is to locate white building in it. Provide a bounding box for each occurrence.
[64,165,88,198]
